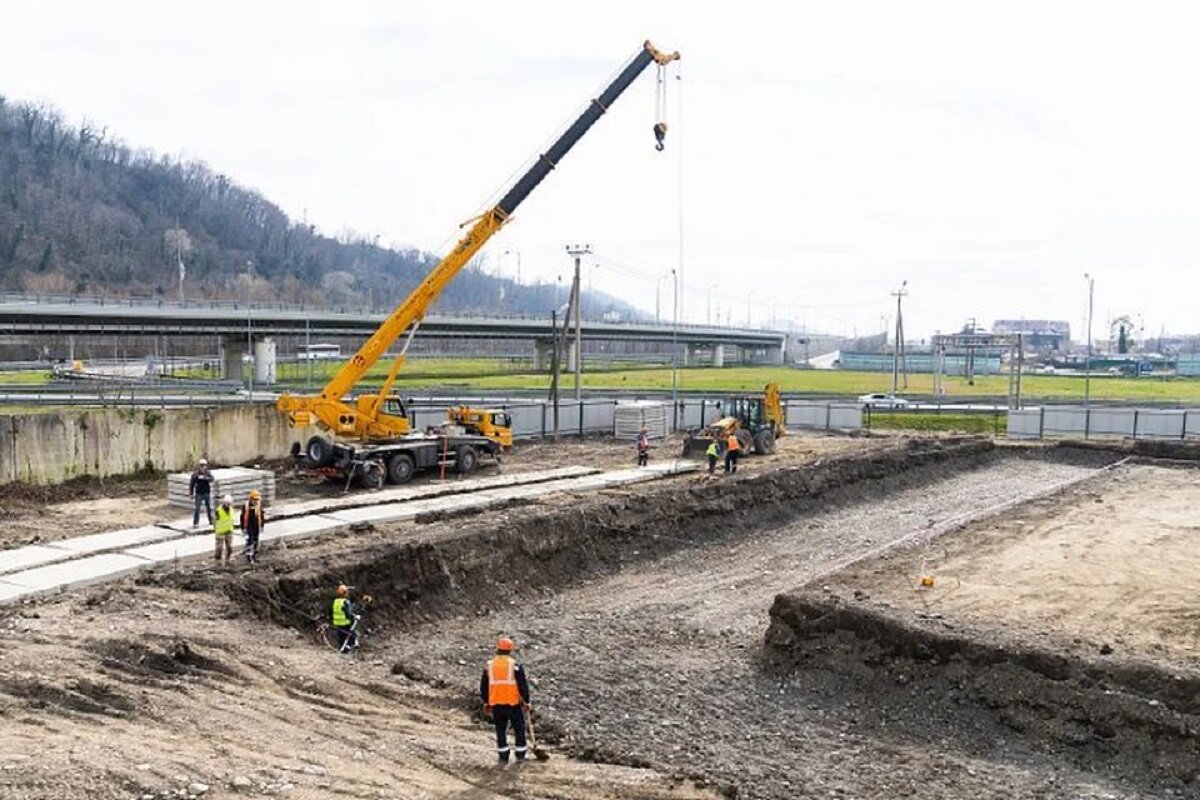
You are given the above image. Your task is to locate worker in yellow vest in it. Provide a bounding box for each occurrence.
[479,637,531,765]
[724,431,742,475]
[705,439,720,475]
[213,494,235,564]
[330,584,360,653]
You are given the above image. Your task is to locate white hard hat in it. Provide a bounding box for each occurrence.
[222,493,233,504]
[199,458,208,465]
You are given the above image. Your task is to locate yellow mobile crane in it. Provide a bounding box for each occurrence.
[277,41,680,487]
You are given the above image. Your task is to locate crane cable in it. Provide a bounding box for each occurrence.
[654,63,669,151]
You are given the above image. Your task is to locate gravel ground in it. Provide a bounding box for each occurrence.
[396,455,1153,799]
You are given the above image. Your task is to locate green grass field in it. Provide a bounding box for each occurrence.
[867,411,1006,435]
[379,363,1200,403]
[0,371,52,385]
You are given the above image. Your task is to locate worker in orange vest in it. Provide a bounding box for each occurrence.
[479,637,531,765]
[724,431,742,474]
[240,489,266,564]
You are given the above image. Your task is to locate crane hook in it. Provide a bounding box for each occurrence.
[653,122,668,152]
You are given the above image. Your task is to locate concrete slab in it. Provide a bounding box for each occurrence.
[260,515,344,543]
[125,534,238,566]
[160,517,212,534]
[50,526,179,556]
[0,580,31,605]
[0,553,150,595]
[0,545,71,575]
[323,503,428,524]
[266,465,599,520]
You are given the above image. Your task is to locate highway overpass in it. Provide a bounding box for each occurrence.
[0,294,786,378]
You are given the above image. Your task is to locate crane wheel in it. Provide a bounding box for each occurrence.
[387,453,415,485]
[306,435,335,467]
[361,461,386,490]
[454,445,478,474]
[753,428,776,455]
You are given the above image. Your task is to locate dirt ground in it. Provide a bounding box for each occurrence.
[7,437,1180,799]
[854,461,1200,668]
[0,431,867,549]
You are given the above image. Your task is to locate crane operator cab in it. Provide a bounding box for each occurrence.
[349,394,412,439]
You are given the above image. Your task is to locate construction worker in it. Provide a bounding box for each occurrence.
[213,494,235,564]
[189,458,214,528]
[240,489,265,564]
[705,439,721,474]
[331,584,360,652]
[724,431,741,475]
[635,427,650,467]
[480,637,530,765]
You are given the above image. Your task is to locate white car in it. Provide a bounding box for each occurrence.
[858,393,912,409]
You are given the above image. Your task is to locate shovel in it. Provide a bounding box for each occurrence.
[525,704,550,761]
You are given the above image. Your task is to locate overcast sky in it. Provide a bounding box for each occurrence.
[4,2,1199,340]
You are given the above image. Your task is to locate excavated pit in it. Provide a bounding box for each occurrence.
[232,437,1007,631]
[196,438,1176,798]
[764,455,1200,797]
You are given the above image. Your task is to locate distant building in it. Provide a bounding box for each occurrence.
[992,319,1071,351]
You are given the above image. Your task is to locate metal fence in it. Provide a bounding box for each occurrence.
[1008,406,1200,440]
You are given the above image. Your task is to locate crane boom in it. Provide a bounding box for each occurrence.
[278,41,680,440]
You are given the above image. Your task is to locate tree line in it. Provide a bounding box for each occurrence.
[0,97,640,320]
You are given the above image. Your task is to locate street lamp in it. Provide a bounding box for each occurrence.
[1084,272,1095,432]
[503,249,522,284]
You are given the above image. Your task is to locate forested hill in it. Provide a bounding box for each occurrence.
[0,97,641,319]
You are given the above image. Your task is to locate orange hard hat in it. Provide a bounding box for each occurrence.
[336,584,348,597]
[249,489,261,500]
[496,637,515,653]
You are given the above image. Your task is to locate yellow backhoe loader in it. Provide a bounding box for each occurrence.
[683,383,786,457]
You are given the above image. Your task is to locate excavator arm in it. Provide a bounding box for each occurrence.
[278,40,680,440]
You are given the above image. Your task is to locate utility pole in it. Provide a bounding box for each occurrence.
[549,309,560,440]
[671,267,679,431]
[891,280,908,394]
[566,244,591,401]
[1084,272,1094,434]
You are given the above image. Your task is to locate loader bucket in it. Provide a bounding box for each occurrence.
[682,432,716,458]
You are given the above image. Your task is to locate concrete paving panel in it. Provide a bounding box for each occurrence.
[0,580,31,605]
[1,553,150,595]
[267,465,598,520]
[125,534,240,565]
[260,515,344,543]
[323,503,428,524]
[51,526,179,556]
[0,545,71,575]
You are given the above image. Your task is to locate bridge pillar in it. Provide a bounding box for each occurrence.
[254,337,277,385]
[221,338,246,384]
[766,343,785,365]
[532,339,553,372]
[565,340,579,374]
[712,344,725,368]
[683,343,698,367]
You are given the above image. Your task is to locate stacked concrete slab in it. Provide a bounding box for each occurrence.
[615,401,669,440]
[168,467,276,509]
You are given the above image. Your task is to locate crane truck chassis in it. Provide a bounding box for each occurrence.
[295,427,499,490]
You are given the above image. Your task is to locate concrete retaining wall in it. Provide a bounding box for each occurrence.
[0,405,305,485]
